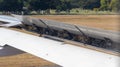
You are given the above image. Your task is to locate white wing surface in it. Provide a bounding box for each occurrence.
[0,15,21,27]
[0,28,119,67]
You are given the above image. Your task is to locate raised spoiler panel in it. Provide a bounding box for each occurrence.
[23,16,120,43]
[0,28,120,67]
[19,16,120,52]
[40,19,120,42]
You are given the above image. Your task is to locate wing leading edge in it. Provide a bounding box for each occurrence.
[0,28,119,67]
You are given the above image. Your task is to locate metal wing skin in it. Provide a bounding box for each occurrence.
[0,15,22,27]
[12,15,120,52]
[0,28,119,67]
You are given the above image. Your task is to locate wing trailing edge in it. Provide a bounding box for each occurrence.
[0,28,119,67]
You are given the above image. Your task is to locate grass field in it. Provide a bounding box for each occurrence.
[32,15,119,31]
[0,54,58,67]
[0,15,119,67]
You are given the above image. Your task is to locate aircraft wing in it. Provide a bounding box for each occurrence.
[0,15,22,27]
[0,28,119,67]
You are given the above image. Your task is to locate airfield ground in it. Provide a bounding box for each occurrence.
[32,15,119,31]
[0,15,119,67]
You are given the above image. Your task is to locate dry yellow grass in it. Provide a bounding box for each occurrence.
[0,53,56,67]
[32,15,120,31]
[0,15,119,67]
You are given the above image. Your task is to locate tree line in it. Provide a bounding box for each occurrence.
[0,0,119,12]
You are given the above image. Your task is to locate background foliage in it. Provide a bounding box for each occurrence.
[0,0,119,14]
